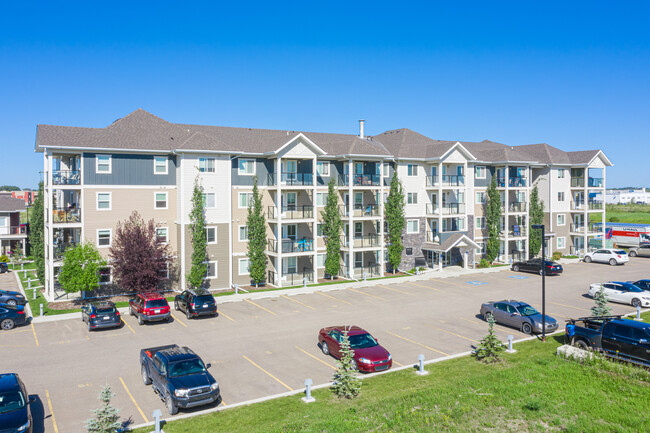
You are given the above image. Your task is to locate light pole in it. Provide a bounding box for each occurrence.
[532,224,546,342]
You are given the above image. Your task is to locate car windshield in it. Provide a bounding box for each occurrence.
[627,286,643,293]
[169,359,207,377]
[348,333,379,349]
[146,299,168,308]
[194,295,214,304]
[0,391,25,414]
[517,305,540,316]
[614,250,627,255]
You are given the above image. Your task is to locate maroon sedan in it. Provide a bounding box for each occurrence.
[318,325,392,373]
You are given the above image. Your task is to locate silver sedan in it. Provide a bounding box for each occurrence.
[480,300,558,334]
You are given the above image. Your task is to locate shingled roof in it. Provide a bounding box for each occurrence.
[0,194,26,212]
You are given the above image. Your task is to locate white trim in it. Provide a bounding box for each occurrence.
[238,192,253,208]
[203,192,216,209]
[83,185,177,189]
[238,158,256,176]
[475,165,486,179]
[98,266,113,285]
[238,258,250,276]
[97,228,112,248]
[156,226,169,244]
[273,133,327,156]
[238,225,249,242]
[96,154,112,174]
[557,214,566,226]
[439,142,477,161]
[407,192,418,205]
[96,192,112,211]
[198,157,216,173]
[316,161,330,176]
[205,261,218,279]
[154,191,169,210]
[206,226,218,244]
[154,156,168,175]
[557,236,566,249]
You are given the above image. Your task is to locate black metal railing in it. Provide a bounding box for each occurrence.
[343,264,381,279]
[571,178,585,188]
[268,205,314,219]
[0,226,27,235]
[570,223,585,233]
[426,175,439,187]
[341,235,381,248]
[267,238,315,253]
[282,269,315,286]
[588,202,603,210]
[280,172,314,186]
[508,177,527,187]
[508,225,527,237]
[52,208,80,223]
[510,251,527,262]
[267,270,277,286]
[441,203,465,215]
[508,202,527,212]
[339,204,380,217]
[53,242,77,260]
[353,174,381,186]
[441,175,465,186]
[588,178,603,188]
[52,170,81,185]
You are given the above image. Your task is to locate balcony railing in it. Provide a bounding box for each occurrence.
[336,174,381,186]
[52,170,81,185]
[570,224,585,233]
[281,269,315,286]
[343,264,381,279]
[268,238,314,253]
[280,172,313,186]
[571,178,585,188]
[339,204,380,217]
[53,242,77,260]
[0,226,27,236]
[426,231,439,243]
[426,175,439,187]
[588,223,602,234]
[510,251,527,262]
[508,202,527,212]
[441,175,465,186]
[570,245,584,256]
[52,208,80,223]
[342,235,381,248]
[588,178,603,188]
[571,201,585,210]
[441,203,465,215]
[588,202,603,210]
[508,225,527,237]
[268,205,314,219]
[425,204,439,215]
[496,177,527,187]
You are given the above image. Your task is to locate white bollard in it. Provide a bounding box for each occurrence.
[234,284,239,295]
[303,277,307,288]
[506,335,516,353]
[40,304,43,317]
[416,354,428,375]
[363,272,367,282]
[302,378,315,403]
[152,409,164,433]
[634,305,643,321]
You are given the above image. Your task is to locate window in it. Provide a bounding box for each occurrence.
[476,241,486,255]
[96,155,111,174]
[557,237,566,249]
[476,217,486,229]
[239,226,249,241]
[316,193,327,206]
[405,248,413,255]
[317,223,323,237]
[238,159,255,175]
[475,191,486,204]
[206,261,218,279]
[558,168,565,178]
[383,163,389,177]
[317,253,326,268]
[203,193,216,208]
[407,192,418,204]
[206,227,217,244]
[284,256,297,274]
[156,227,168,243]
[98,267,112,284]
[97,192,111,210]
[407,219,419,233]
[354,162,363,174]
[154,156,168,175]
[407,164,417,176]
[557,192,565,202]
[158,263,170,279]
[475,166,486,179]
[97,229,111,247]
[238,192,254,208]
[239,258,250,275]
[557,214,566,226]
[199,158,215,173]
[155,192,168,209]
[316,161,330,176]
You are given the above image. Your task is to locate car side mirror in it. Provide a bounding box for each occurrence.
[28,396,37,404]
[206,363,212,369]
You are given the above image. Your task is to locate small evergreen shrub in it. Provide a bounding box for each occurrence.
[591,285,612,317]
[331,330,361,398]
[608,216,620,222]
[478,258,490,268]
[86,385,121,433]
[472,314,505,363]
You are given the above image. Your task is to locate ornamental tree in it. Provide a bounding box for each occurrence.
[485,177,501,263]
[187,177,207,289]
[58,242,106,294]
[29,182,45,282]
[247,176,267,286]
[321,179,342,279]
[386,172,406,273]
[529,185,545,258]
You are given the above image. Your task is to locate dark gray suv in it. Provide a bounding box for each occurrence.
[174,289,217,319]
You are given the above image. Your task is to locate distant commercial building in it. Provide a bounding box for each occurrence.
[11,190,38,206]
[600,188,650,204]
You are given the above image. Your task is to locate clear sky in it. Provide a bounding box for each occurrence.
[1,1,648,189]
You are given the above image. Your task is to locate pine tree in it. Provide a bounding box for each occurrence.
[385,172,406,274]
[29,182,45,282]
[591,285,612,317]
[85,385,121,433]
[473,314,505,363]
[187,177,207,289]
[485,177,501,263]
[247,177,267,287]
[529,185,545,258]
[331,329,361,398]
[321,179,342,279]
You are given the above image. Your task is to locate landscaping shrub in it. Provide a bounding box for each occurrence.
[552,251,562,261]
[0,255,8,263]
[478,258,490,268]
[608,216,620,222]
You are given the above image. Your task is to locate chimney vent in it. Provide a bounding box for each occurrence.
[358,119,365,139]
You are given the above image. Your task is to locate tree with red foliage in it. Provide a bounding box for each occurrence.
[109,211,171,293]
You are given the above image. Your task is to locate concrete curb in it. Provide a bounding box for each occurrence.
[13,271,34,318]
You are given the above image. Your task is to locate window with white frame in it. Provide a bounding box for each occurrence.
[97,229,111,247]
[557,168,565,178]
[475,241,486,255]
[475,166,486,179]
[317,223,323,237]
[156,227,168,243]
[206,227,217,244]
[557,237,566,249]
[316,193,327,207]
[476,191,486,204]
[206,261,218,279]
[317,253,326,268]
[407,219,419,233]
[316,161,330,176]
[97,192,111,210]
[154,156,168,175]
[239,225,249,241]
[96,155,111,174]
[154,192,168,209]
[407,192,418,204]
[98,267,112,284]
[407,164,417,176]
[199,158,215,173]
[238,258,250,275]
[238,158,255,175]
[383,163,389,177]
[158,263,170,279]
[557,192,565,202]
[203,193,216,208]
[476,217,486,229]
[557,214,566,226]
[238,192,254,208]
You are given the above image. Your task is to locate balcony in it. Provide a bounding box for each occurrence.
[339,204,380,218]
[496,177,527,187]
[587,224,602,234]
[342,235,381,249]
[425,204,439,215]
[588,202,604,211]
[342,264,381,279]
[571,178,585,188]
[280,172,313,186]
[441,175,465,187]
[267,238,315,254]
[0,226,27,236]
[588,178,603,188]
[570,224,585,233]
[275,269,315,286]
[338,174,381,187]
[52,170,81,186]
[441,203,465,215]
[507,225,527,237]
[425,231,439,243]
[426,175,439,187]
[52,208,80,224]
[508,202,527,213]
[510,251,527,262]
[53,242,77,261]
[571,201,585,211]
[268,205,314,220]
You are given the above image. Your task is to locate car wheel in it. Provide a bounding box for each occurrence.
[485,312,494,322]
[165,393,178,415]
[129,306,134,316]
[7,299,17,307]
[522,322,533,334]
[513,265,520,272]
[632,298,642,308]
[321,341,330,355]
[141,364,152,385]
[138,314,144,326]
[186,309,191,320]
[629,250,637,257]
[609,258,617,266]
[1,318,15,330]
[584,256,592,263]
[573,339,590,351]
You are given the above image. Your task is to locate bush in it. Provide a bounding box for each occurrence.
[472,314,505,363]
[0,255,8,263]
[552,251,562,261]
[609,216,620,222]
[478,258,490,268]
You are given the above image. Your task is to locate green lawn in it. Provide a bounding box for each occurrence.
[130,313,650,433]
[591,204,650,224]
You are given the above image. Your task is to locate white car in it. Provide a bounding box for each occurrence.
[583,249,629,266]
[588,282,650,308]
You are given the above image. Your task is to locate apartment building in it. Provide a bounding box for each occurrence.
[35,109,611,299]
[0,194,27,255]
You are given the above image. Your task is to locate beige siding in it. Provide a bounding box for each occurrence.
[182,223,230,290]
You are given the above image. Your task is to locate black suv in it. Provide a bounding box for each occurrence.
[174,289,217,319]
[0,289,27,307]
[81,301,122,331]
[0,373,35,432]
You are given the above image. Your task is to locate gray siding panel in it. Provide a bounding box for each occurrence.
[473,165,494,188]
[231,158,273,186]
[84,153,176,185]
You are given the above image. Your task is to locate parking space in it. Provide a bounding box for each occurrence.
[2,258,646,431]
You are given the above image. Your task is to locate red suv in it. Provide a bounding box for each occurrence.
[129,292,171,325]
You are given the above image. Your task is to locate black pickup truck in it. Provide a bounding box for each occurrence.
[565,316,650,367]
[140,344,220,415]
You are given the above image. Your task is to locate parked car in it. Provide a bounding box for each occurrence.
[480,300,558,334]
[588,282,650,308]
[583,248,629,265]
[628,279,650,291]
[566,315,650,367]
[140,344,220,415]
[81,301,122,331]
[174,289,217,319]
[129,292,170,325]
[0,304,28,330]
[0,289,27,307]
[511,258,563,275]
[318,325,392,372]
[0,262,8,273]
[628,243,650,257]
[0,373,36,433]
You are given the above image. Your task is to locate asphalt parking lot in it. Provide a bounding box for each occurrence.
[1,258,647,432]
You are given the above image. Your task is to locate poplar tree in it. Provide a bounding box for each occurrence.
[486,177,501,263]
[321,179,342,279]
[29,182,45,282]
[247,177,267,287]
[529,185,545,258]
[187,177,207,289]
[385,173,406,273]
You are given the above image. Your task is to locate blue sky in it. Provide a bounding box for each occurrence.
[1,1,649,188]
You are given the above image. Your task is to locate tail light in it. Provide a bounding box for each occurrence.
[145,350,152,358]
[617,255,622,258]
[90,314,96,319]
[116,311,120,316]
[17,311,25,315]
